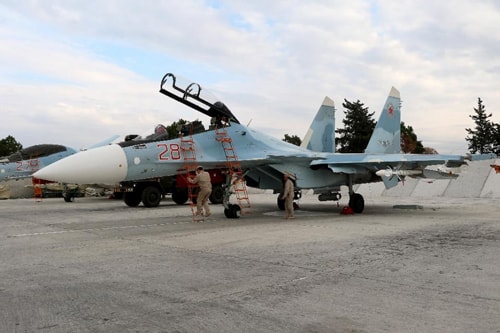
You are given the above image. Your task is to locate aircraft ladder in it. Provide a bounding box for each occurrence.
[215,127,252,215]
[179,124,204,222]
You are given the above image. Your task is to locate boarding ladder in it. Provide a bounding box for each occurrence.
[215,126,251,215]
[179,123,204,222]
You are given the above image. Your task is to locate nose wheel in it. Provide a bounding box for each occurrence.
[224,204,241,218]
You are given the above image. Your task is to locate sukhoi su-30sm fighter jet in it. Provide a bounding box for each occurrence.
[34,72,495,216]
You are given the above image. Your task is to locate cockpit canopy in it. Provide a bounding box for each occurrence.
[119,73,239,148]
[0,144,73,163]
[159,73,240,124]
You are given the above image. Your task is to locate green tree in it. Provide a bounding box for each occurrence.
[0,135,23,157]
[282,134,301,146]
[166,118,188,139]
[400,122,425,153]
[165,118,206,139]
[336,99,376,153]
[465,97,496,154]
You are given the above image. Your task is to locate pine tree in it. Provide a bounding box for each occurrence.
[465,98,495,154]
[336,99,376,153]
[282,134,302,146]
[400,122,424,153]
[0,135,23,157]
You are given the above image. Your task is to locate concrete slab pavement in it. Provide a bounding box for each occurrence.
[1,194,499,332]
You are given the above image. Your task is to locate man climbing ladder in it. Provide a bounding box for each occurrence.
[188,166,212,217]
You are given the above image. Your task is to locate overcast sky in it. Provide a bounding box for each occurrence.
[1,0,499,154]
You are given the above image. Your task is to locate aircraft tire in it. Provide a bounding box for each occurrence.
[172,188,188,205]
[63,193,74,202]
[142,186,162,208]
[209,185,224,204]
[124,191,141,207]
[224,204,241,218]
[277,196,285,210]
[229,204,241,218]
[348,193,365,213]
[277,196,298,210]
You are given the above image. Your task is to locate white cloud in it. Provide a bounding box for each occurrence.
[0,0,499,155]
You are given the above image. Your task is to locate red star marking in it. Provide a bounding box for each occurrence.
[388,104,394,116]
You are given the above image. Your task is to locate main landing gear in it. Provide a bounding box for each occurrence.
[275,176,365,213]
[345,174,365,213]
[348,192,364,213]
[278,190,365,213]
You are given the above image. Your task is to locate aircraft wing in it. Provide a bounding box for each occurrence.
[312,153,454,169]
[311,153,496,170]
[310,153,496,189]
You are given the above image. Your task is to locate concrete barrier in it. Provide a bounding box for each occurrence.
[443,159,493,198]
[480,159,500,198]
[355,159,500,199]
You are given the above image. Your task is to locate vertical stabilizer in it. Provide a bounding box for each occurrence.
[301,96,336,152]
[365,87,401,154]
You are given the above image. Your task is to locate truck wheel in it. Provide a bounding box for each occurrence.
[124,191,141,207]
[209,185,224,204]
[142,186,162,208]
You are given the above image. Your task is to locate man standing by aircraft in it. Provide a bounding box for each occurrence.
[281,174,295,219]
[188,166,212,217]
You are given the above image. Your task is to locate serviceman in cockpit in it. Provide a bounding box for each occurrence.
[154,124,169,140]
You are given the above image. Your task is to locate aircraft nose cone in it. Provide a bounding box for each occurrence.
[34,144,128,184]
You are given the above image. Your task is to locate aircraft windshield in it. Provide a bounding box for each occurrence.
[122,124,170,144]
[119,120,206,148]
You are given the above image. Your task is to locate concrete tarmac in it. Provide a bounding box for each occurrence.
[1,193,499,332]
